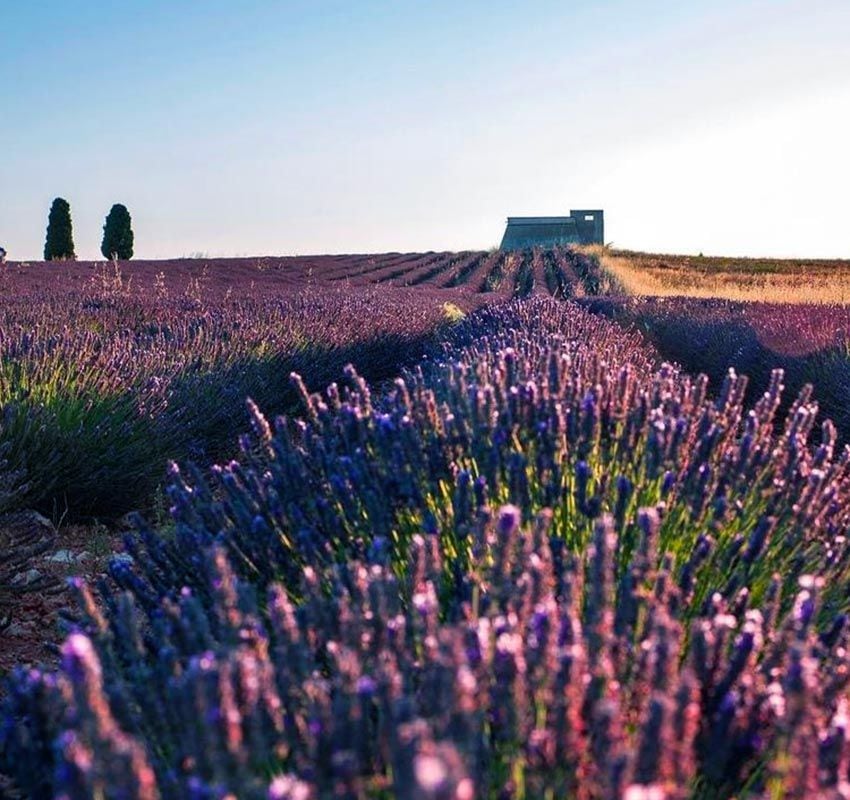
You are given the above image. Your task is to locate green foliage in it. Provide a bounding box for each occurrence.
[100,203,134,260]
[0,288,449,519]
[43,197,75,261]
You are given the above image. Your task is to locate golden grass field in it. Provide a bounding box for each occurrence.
[585,245,850,304]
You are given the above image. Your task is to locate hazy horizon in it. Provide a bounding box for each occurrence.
[2,0,849,261]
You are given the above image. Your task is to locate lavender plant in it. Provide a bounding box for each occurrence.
[0,287,460,517]
[569,250,625,296]
[4,505,850,798]
[4,297,850,798]
[153,300,850,618]
[585,295,850,441]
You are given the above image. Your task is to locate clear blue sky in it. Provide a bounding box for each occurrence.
[2,0,849,259]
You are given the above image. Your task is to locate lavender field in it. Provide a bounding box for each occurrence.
[4,252,850,798]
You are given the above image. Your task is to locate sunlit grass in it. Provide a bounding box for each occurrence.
[585,245,850,304]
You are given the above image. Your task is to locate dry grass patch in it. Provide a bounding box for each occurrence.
[584,246,850,304]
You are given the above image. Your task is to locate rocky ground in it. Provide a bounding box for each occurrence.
[1,512,127,679]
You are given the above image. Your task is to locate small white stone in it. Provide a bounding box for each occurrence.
[5,622,28,636]
[46,549,76,564]
[11,568,42,586]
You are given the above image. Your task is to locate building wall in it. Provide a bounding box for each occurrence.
[570,210,604,245]
[500,220,580,250]
[500,211,604,250]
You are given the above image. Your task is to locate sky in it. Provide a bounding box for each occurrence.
[2,0,849,260]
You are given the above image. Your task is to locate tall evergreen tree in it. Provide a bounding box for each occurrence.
[43,197,75,261]
[100,204,134,260]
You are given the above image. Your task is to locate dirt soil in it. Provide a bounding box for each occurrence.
[1,520,126,680]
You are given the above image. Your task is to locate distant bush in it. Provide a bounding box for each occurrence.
[100,203,134,260]
[43,197,75,261]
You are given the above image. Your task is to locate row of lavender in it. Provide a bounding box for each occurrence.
[4,299,850,797]
[0,286,463,518]
[585,296,850,440]
[2,247,611,301]
[0,247,613,520]
[368,247,620,298]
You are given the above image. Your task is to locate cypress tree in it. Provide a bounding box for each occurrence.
[43,197,76,261]
[100,204,134,260]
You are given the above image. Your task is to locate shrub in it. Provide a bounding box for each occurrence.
[0,288,456,518]
[43,197,75,261]
[569,249,625,296]
[5,505,840,799]
[4,299,850,797]
[513,251,534,297]
[101,204,135,261]
[584,296,850,442]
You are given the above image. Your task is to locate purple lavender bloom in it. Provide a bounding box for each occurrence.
[473,476,487,508]
[497,505,521,539]
[820,614,847,649]
[742,516,773,563]
[269,774,313,800]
